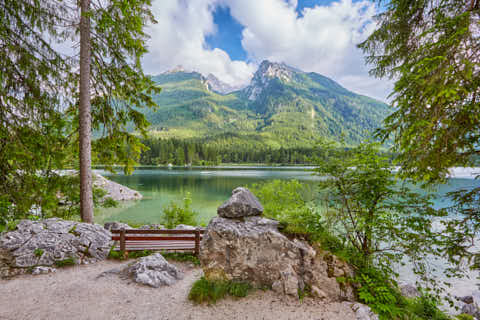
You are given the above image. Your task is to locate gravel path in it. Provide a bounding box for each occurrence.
[0,260,356,320]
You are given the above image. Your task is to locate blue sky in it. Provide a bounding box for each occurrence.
[205,1,337,61]
[143,0,392,101]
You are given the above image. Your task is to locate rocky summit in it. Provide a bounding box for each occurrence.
[200,188,355,301]
[217,187,264,218]
[0,218,112,278]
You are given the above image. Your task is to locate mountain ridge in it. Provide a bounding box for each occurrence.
[144,60,390,148]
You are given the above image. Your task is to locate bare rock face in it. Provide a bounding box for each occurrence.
[128,253,183,288]
[93,173,142,201]
[200,189,355,301]
[217,187,263,218]
[0,218,113,278]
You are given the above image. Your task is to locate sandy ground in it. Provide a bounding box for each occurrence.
[0,260,357,320]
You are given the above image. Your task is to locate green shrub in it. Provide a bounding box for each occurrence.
[102,197,118,208]
[162,252,200,266]
[403,295,451,320]
[456,315,474,320]
[108,249,124,260]
[34,248,44,257]
[188,277,251,304]
[107,249,153,260]
[161,192,197,229]
[54,257,76,267]
[249,180,321,236]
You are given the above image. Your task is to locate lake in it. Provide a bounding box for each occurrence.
[96,166,480,225]
[96,166,480,304]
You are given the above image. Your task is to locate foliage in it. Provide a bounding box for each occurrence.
[0,0,159,225]
[141,66,389,152]
[188,277,252,304]
[160,193,198,229]
[34,248,44,258]
[456,315,474,320]
[161,252,200,266]
[139,135,357,165]
[359,0,480,183]
[249,180,322,236]
[102,197,118,208]
[314,141,445,279]
[108,249,153,260]
[54,257,76,267]
[355,267,405,318]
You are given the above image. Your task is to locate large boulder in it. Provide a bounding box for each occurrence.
[93,173,143,201]
[0,218,113,278]
[217,187,263,218]
[200,214,354,301]
[127,253,183,288]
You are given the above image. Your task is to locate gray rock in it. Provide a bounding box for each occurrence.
[400,283,420,298]
[93,173,142,201]
[217,187,263,218]
[128,253,183,288]
[104,222,132,231]
[459,295,474,304]
[31,266,56,275]
[200,215,354,301]
[461,303,480,319]
[311,285,327,299]
[349,302,379,320]
[0,218,113,278]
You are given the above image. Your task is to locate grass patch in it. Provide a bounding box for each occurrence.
[34,248,44,257]
[162,252,200,266]
[54,257,76,267]
[188,277,252,304]
[107,249,154,260]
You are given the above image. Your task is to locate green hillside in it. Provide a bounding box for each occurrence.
[142,61,390,149]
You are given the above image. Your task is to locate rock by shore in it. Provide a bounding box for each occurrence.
[0,218,113,278]
[93,172,142,201]
[200,187,355,301]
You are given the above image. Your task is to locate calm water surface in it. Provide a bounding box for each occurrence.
[95,167,319,225]
[96,167,480,226]
[96,167,480,304]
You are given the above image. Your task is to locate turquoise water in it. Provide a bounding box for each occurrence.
[96,167,480,225]
[97,167,480,303]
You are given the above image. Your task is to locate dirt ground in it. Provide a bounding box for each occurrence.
[0,260,357,320]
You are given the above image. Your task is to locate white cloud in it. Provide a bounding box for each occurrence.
[142,0,255,87]
[143,0,392,101]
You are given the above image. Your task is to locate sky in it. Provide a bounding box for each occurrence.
[142,0,392,101]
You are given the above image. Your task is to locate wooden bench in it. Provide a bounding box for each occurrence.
[111,229,205,256]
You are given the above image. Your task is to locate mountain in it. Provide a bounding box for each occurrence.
[144,61,390,148]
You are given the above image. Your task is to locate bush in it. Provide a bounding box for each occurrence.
[162,252,200,266]
[161,192,197,229]
[249,180,322,236]
[54,257,76,267]
[108,249,153,260]
[188,277,251,304]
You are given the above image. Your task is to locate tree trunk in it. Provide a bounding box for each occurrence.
[79,0,93,223]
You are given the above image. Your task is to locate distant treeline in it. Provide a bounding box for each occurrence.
[139,137,326,165]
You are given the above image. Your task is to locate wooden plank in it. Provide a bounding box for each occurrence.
[111,229,204,235]
[111,236,201,241]
[119,229,126,253]
[195,230,200,256]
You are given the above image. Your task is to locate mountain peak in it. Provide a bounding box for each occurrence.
[164,65,186,74]
[205,74,240,94]
[243,60,298,101]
